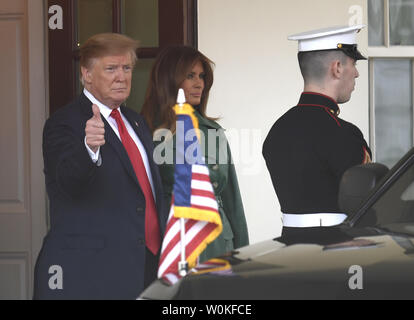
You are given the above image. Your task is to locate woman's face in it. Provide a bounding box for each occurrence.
[180,61,205,106]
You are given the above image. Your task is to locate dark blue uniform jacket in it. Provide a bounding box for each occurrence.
[263,92,371,214]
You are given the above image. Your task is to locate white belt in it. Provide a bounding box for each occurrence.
[282,213,347,228]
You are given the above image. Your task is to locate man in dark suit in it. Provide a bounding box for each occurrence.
[263,25,371,236]
[34,33,167,299]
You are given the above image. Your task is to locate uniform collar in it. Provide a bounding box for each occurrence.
[298,92,340,115]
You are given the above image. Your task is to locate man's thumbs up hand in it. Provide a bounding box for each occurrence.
[85,104,105,153]
[92,103,101,120]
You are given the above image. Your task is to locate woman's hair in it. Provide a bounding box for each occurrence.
[141,45,216,133]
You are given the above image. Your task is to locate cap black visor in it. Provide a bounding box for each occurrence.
[337,43,367,60]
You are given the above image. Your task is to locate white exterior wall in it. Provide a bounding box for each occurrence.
[198,0,369,244]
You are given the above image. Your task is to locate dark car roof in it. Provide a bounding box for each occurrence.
[171,227,414,299]
[141,226,414,300]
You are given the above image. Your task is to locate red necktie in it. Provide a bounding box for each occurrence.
[110,109,160,255]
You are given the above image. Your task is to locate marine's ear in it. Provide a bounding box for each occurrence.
[330,59,343,80]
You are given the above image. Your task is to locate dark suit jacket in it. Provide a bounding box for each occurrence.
[33,93,167,299]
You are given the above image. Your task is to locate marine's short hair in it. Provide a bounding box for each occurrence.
[298,50,348,84]
[79,33,139,69]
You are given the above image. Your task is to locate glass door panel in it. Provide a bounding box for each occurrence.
[374,59,413,167]
[77,0,113,45]
[121,0,159,47]
[368,0,385,46]
[389,0,414,45]
[126,58,155,113]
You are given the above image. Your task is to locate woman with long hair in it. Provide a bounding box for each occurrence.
[141,46,249,262]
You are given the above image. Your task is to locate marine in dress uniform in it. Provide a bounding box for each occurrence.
[262,25,371,234]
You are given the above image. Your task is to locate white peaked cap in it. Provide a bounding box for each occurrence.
[288,25,366,59]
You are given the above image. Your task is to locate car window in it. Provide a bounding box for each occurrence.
[401,181,414,201]
[356,160,414,234]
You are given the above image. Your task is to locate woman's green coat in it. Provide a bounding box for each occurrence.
[155,108,249,262]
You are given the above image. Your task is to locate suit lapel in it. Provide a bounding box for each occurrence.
[121,107,152,158]
[102,115,140,187]
[79,92,94,118]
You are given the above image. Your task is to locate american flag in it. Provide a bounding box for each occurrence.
[157,103,222,283]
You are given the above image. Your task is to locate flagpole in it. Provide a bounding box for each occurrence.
[178,218,188,276]
[177,88,188,277]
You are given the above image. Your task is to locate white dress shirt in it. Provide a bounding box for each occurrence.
[83,88,156,199]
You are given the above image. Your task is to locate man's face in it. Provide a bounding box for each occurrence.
[337,56,359,104]
[82,53,133,108]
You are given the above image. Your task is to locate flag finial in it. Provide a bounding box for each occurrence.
[177,88,186,106]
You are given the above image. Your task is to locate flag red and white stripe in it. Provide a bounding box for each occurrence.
[157,164,221,280]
